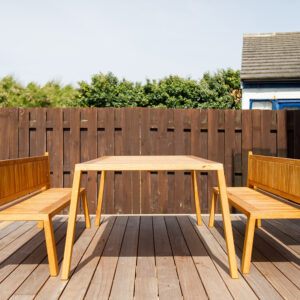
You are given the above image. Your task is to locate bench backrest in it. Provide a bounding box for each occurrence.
[0,153,50,205]
[247,152,300,204]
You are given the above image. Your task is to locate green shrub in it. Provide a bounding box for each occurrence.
[0,69,241,109]
[76,69,241,109]
[0,76,78,108]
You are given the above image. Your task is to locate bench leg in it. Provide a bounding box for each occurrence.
[192,170,202,226]
[81,190,91,228]
[37,221,44,229]
[209,189,217,227]
[241,215,256,274]
[95,171,106,227]
[44,216,58,276]
[256,219,261,227]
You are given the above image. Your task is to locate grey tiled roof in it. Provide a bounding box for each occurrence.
[241,32,300,81]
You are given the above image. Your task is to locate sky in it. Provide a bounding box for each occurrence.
[0,0,300,86]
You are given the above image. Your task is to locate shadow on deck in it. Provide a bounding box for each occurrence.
[0,214,299,299]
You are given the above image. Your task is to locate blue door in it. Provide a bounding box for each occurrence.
[250,99,300,110]
[277,100,300,110]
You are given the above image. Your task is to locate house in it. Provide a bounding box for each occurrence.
[241,32,300,110]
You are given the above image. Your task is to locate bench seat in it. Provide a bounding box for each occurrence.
[213,187,300,219]
[209,152,300,275]
[0,188,85,220]
[0,153,91,276]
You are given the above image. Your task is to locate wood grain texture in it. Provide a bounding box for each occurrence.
[165,216,208,299]
[177,216,232,300]
[77,155,223,171]
[248,153,300,204]
[205,215,284,300]
[0,154,89,277]
[210,152,300,276]
[63,154,238,279]
[1,215,299,299]
[1,108,299,215]
[85,216,128,299]
[153,216,182,300]
[135,216,157,299]
[110,216,139,300]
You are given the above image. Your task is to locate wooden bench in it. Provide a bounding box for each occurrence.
[208,151,300,274]
[0,153,90,276]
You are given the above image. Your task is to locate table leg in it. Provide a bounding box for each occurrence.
[61,169,82,280]
[217,168,239,279]
[192,170,202,226]
[81,189,91,228]
[95,170,106,227]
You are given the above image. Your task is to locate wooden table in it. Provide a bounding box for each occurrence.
[61,155,238,279]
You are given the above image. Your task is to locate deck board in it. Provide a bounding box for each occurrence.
[0,215,299,299]
[206,215,284,300]
[191,216,258,300]
[135,216,158,300]
[85,216,128,299]
[232,217,300,299]
[110,216,139,300]
[153,216,182,300]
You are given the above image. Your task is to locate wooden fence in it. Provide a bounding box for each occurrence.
[0,108,299,214]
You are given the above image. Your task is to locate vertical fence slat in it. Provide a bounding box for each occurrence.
[293,111,300,159]
[183,109,192,213]
[47,108,63,188]
[157,108,169,213]
[113,108,125,213]
[191,109,201,214]
[261,110,272,156]
[97,108,115,214]
[84,108,97,215]
[140,108,151,213]
[126,107,140,213]
[173,109,185,213]
[242,110,252,186]
[80,109,89,214]
[252,110,261,155]
[36,108,46,156]
[166,109,175,213]
[28,109,37,157]
[19,108,30,158]
[208,110,219,212]
[149,108,160,213]
[63,109,71,188]
[217,110,225,213]
[224,110,235,213]
[0,109,10,160]
[277,110,287,157]
[225,110,235,187]
[199,110,208,213]
[8,108,18,159]
[234,110,242,187]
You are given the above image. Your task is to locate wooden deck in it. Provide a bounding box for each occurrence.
[0,214,299,299]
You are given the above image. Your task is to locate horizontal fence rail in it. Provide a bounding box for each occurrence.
[0,108,299,214]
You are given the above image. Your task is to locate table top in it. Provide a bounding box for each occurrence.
[75,155,223,171]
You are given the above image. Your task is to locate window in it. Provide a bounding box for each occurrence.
[250,100,273,110]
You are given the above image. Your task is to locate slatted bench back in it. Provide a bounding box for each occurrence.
[0,153,50,205]
[247,152,300,204]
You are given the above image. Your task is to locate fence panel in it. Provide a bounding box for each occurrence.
[0,107,298,214]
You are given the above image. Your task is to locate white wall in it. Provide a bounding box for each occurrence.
[242,87,300,109]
